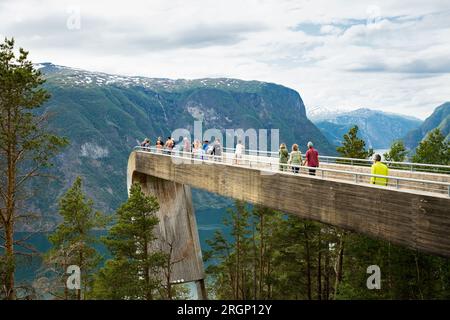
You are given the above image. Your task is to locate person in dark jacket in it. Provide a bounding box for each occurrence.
[140,138,150,149]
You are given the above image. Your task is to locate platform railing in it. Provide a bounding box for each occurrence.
[221,147,450,174]
[134,146,450,197]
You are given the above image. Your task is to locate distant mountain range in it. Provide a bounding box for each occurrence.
[30,63,335,229]
[404,102,450,149]
[308,107,423,149]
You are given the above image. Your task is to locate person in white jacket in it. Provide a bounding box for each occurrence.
[234,140,244,165]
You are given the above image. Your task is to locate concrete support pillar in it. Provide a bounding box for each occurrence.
[195,279,208,300]
[131,172,206,299]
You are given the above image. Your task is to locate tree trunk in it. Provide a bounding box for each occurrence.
[267,255,272,299]
[167,266,172,300]
[317,231,322,300]
[77,251,83,300]
[242,267,246,300]
[252,221,257,300]
[259,214,264,299]
[4,221,15,300]
[414,251,424,300]
[235,215,240,299]
[304,224,312,300]
[324,241,330,300]
[4,132,16,300]
[64,259,69,300]
[388,242,392,296]
[334,234,345,299]
[228,265,236,299]
[143,239,152,300]
[166,244,173,300]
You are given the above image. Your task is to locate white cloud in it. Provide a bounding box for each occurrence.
[320,25,343,35]
[1,0,450,119]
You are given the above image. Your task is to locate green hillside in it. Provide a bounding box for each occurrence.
[404,102,450,149]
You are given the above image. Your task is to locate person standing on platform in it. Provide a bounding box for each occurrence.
[279,143,289,171]
[288,144,302,173]
[234,140,244,165]
[304,141,319,176]
[212,138,223,162]
[371,154,389,186]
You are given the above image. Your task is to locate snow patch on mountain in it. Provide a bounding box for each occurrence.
[307,106,352,122]
[36,63,267,93]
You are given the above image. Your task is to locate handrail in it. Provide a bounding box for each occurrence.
[133,146,450,197]
[222,147,450,173]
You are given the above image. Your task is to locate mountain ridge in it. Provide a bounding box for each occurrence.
[404,102,450,149]
[308,106,422,123]
[38,62,303,99]
[309,107,422,149]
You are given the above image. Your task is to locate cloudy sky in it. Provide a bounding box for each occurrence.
[1,0,450,119]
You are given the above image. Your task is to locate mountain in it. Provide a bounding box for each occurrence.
[307,106,352,122]
[404,102,450,149]
[308,107,422,149]
[29,63,334,229]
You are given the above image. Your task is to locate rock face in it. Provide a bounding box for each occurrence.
[309,107,422,149]
[30,63,334,227]
[404,102,450,149]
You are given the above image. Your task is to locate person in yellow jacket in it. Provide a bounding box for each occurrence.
[371,154,389,186]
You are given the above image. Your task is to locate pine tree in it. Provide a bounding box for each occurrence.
[384,140,408,162]
[336,125,371,161]
[0,38,68,299]
[44,177,107,300]
[205,202,450,300]
[271,215,311,299]
[205,201,253,299]
[336,232,450,299]
[92,183,164,300]
[251,206,282,299]
[412,129,449,165]
[203,230,233,299]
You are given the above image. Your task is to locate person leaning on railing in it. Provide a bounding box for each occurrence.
[371,154,389,186]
